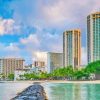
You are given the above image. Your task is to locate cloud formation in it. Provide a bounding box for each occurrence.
[40,0,99,27]
[0,42,20,57]
[20,31,62,52]
[0,0,100,65]
[0,17,20,35]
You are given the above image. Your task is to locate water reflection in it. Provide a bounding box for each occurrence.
[43,83,100,100]
[0,82,32,100]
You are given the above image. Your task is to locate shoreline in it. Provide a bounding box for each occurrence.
[47,80,100,84]
[0,80,100,84]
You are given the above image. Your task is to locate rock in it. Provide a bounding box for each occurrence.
[11,84,48,100]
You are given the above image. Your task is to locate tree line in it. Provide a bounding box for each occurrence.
[18,60,100,80]
[1,60,100,80]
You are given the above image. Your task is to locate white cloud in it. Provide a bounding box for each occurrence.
[42,0,66,24]
[19,31,62,56]
[41,32,62,52]
[20,34,39,45]
[0,17,20,35]
[41,0,99,27]
[5,43,20,52]
[0,42,20,57]
[20,34,40,52]
[9,0,99,29]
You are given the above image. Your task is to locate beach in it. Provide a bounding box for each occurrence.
[2,80,100,84]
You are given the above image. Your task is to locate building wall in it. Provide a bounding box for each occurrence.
[0,58,24,77]
[0,59,3,74]
[87,12,100,63]
[47,52,63,73]
[63,29,81,68]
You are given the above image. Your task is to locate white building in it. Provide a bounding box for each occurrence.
[14,69,31,80]
[33,52,63,73]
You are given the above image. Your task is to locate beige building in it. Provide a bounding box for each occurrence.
[34,61,46,73]
[87,12,100,63]
[63,29,81,68]
[33,52,63,73]
[34,61,45,68]
[0,58,24,77]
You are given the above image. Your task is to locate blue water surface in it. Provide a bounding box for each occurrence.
[42,83,100,100]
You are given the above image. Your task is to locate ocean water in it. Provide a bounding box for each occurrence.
[0,82,100,100]
[0,82,32,100]
[42,83,100,100]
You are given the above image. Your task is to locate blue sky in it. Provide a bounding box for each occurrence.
[0,0,99,64]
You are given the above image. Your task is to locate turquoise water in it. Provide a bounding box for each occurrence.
[43,83,100,100]
[0,82,100,100]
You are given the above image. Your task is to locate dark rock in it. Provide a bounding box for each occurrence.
[11,85,48,100]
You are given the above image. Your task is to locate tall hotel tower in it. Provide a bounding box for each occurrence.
[63,29,81,68]
[87,12,100,63]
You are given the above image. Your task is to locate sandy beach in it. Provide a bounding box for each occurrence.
[2,80,100,84]
[45,80,100,84]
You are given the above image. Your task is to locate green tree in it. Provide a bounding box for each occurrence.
[86,60,100,74]
[8,74,14,80]
[51,66,74,79]
[39,72,49,79]
[24,73,39,80]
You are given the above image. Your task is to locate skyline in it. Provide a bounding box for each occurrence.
[0,0,99,65]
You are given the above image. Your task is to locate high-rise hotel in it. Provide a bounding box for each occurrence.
[63,29,81,68]
[87,12,100,63]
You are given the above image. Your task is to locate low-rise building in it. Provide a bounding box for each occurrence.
[34,61,46,73]
[14,69,31,80]
[24,64,34,69]
[0,58,25,77]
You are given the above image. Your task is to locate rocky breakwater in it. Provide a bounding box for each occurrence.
[12,84,48,100]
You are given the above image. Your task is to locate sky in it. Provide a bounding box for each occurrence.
[0,0,100,65]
